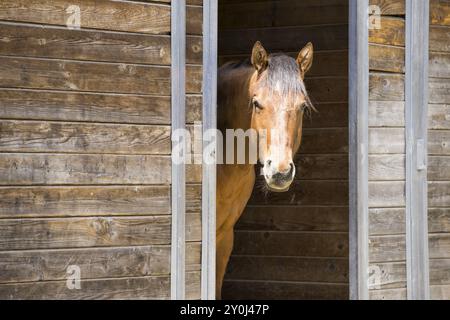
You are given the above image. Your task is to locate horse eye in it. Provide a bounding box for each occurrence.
[253,100,263,110]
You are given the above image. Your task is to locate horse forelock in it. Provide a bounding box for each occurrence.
[258,54,316,114]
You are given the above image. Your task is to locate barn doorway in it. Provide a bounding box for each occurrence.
[217,0,350,300]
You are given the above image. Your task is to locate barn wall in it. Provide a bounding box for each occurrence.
[367,0,408,300]
[0,0,202,299]
[428,0,450,300]
[218,0,350,300]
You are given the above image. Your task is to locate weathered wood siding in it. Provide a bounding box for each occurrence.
[0,0,202,299]
[219,0,349,300]
[428,0,450,301]
[367,0,408,300]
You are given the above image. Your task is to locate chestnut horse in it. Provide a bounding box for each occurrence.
[216,41,315,298]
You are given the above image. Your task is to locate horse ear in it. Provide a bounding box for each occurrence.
[251,41,268,73]
[297,42,314,79]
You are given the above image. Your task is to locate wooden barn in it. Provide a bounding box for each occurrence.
[0,0,448,300]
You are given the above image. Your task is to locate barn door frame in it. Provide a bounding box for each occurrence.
[171,0,187,300]
[349,0,370,300]
[201,0,218,300]
[405,0,430,300]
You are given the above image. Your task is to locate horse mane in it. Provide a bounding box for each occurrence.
[263,53,317,115]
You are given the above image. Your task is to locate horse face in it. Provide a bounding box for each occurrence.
[249,41,314,192]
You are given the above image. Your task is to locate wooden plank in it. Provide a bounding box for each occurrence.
[0,272,201,299]
[305,77,348,103]
[292,155,348,180]
[233,231,348,258]
[369,287,407,299]
[0,186,170,218]
[369,17,405,47]
[0,22,203,65]
[431,284,450,300]
[429,78,450,104]
[219,0,348,29]
[0,89,201,125]
[369,44,405,73]
[428,104,450,129]
[236,206,349,232]
[0,154,171,185]
[429,25,450,52]
[0,214,200,251]
[0,120,170,155]
[430,259,450,285]
[0,0,172,35]
[222,280,348,300]
[430,52,450,78]
[430,0,450,26]
[369,101,405,127]
[428,130,450,155]
[219,24,349,55]
[369,73,405,101]
[369,235,406,262]
[0,56,202,95]
[369,155,405,180]
[429,234,450,258]
[369,128,405,154]
[368,262,406,290]
[370,0,405,15]
[369,208,405,236]
[300,128,348,154]
[429,182,450,210]
[226,256,348,283]
[249,180,349,206]
[0,275,170,299]
[303,103,348,128]
[429,156,450,180]
[0,244,200,283]
[369,181,405,208]
[428,208,450,233]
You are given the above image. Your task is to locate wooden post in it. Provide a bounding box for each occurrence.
[349,0,369,300]
[171,0,186,300]
[405,0,430,300]
[201,0,218,301]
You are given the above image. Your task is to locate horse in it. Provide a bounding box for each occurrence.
[216,41,315,298]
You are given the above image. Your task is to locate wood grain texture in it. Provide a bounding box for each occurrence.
[369,128,405,154]
[369,182,405,208]
[0,22,203,65]
[429,25,450,52]
[369,0,405,15]
[226,256,348,283]
[236,206,349,232]
[0,154,172,185]
[0,186,171,218]
[430,0,450,26]
[369,17,405,47]
[369,101,405,127]
[0,243,201,283]
[369,155,405,180]
[0,120,170,155]
[0,0,172,35]
[369,235,406,262]
[369,73,405,101]
[219,0,348,29]
[222,280,348,300]
[368,262,406,290]
[233,231,348,258]
[0,271,201,300]
[429,104,450,130]
[369,287,407,300]
[0,214,200,250]
[0,56,202,95]
[369,44,405,73]
[0,89,201,125]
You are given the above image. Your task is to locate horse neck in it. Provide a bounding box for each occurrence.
[218,64,256,171]
[218,66,254,132]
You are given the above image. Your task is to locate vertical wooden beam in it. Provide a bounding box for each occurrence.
[349,0,369,300]
[405,0,430,300]
[171,0,186,300]
[201,0,218,301]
